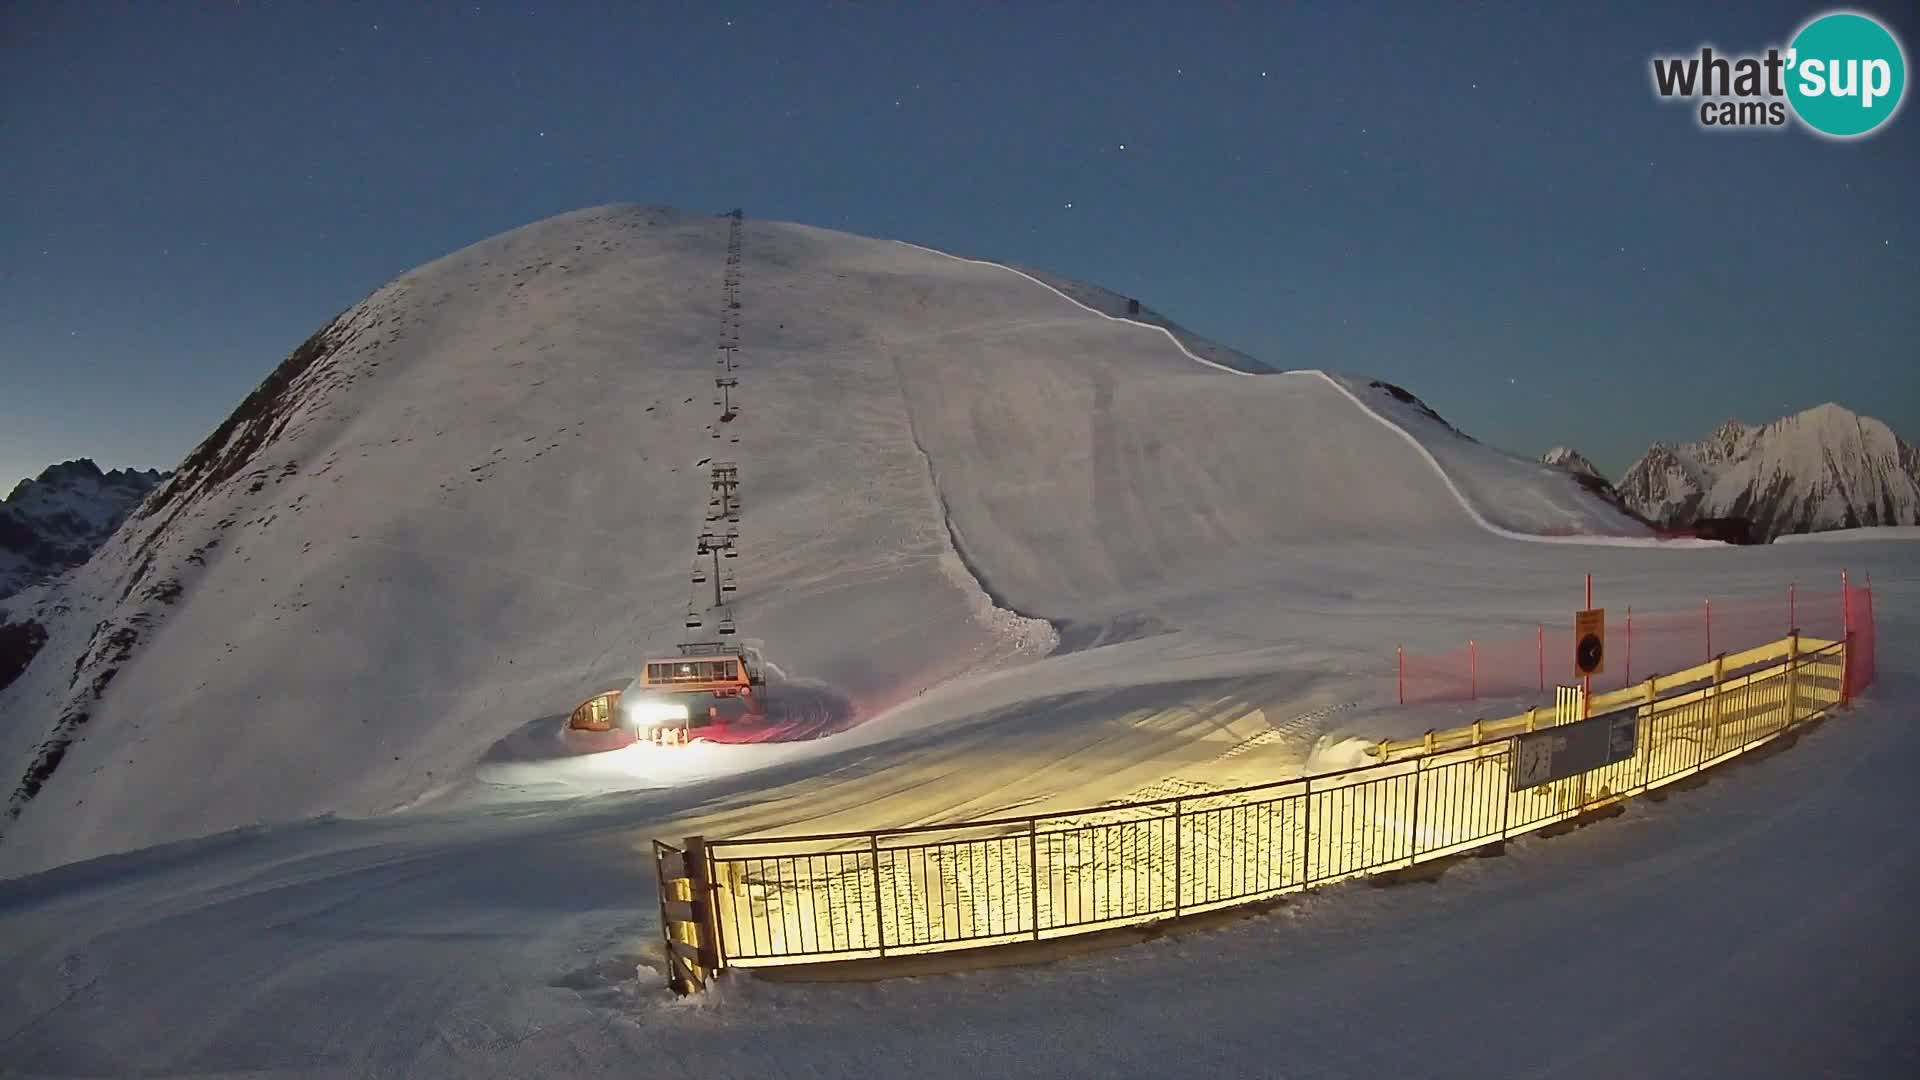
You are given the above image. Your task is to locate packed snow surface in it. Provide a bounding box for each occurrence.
[0,205,1912,1076]
[0,547,1910,1079]
[1775,525,1920,544]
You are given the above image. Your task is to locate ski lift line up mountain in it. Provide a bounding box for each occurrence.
[691,214,751,636]
[585,210,760,739]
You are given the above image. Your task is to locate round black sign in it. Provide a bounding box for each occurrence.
[1576,633,1604,674]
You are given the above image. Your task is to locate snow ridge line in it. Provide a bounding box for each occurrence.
[897,239,1704,550]
[893,241,1257,376]
[1305,372,1715,548]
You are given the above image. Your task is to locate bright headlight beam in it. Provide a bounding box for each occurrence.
[624,700,691,727]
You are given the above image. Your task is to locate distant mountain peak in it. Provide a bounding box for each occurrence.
[1,459,172,599]
[1618,405,1919,541]
[1540,446,1604,481]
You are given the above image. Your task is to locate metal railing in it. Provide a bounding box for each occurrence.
[668,635,1850,979]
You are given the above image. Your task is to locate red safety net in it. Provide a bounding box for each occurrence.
[1844,582,1877,701]
[1397,581,1864,707]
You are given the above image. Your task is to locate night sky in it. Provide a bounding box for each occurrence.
[3,1,1915,490]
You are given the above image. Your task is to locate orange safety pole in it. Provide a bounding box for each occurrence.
[1537,624,1545,692]
[1469,639,1478,700]
[1397,645,1404,706]
[1789,582,1796,633]
[1625,605,1633,686]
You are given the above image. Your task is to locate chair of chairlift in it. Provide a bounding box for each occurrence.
[692,566,708,584]
[721,577,737,593]
[685,612,704,629]
[717,616,737,636]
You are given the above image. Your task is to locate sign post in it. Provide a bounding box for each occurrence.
[1574,605,1606,718]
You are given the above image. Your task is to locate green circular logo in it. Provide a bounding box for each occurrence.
[1786,11,1907,138]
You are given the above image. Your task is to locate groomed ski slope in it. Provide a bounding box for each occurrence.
[1,205,1650,876]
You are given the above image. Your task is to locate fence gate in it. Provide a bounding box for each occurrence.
[653,837,721,994]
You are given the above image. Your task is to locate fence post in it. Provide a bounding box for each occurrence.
[1027,818,1040,941]
[1786,631,1800,726]
[1639,675,1658,790]
[1841,569,1852,707]
[656,841,703,996]
[1705,655,1726,766]
[1409,758,1424,861]
[683,835,721,974]
[869,833,887,956]
[1172,799,1184,916]
[1842,631,1855,708]
[1498,742,1513,838]
[1302,777,1314,885]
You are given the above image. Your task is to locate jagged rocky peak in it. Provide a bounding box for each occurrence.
[1540,447,1605,480]
[1,458,173,600]
[1617,402,1920,541]
[8,458,167,501]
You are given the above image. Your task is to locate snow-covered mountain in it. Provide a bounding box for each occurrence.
[0,460,169,599]
[1618,405,1920,541]
[0,204,1653,874]
[1541,446,1603,480]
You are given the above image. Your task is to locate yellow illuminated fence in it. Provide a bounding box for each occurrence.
[663,634,1852,982]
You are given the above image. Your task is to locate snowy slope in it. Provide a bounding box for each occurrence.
[0,460,167,598]
[4,204,1657,875]
[1775,525,1920,544]
[0,551,1910,1079]
[1323,376,1655,539]
[1619,405,1920,540]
